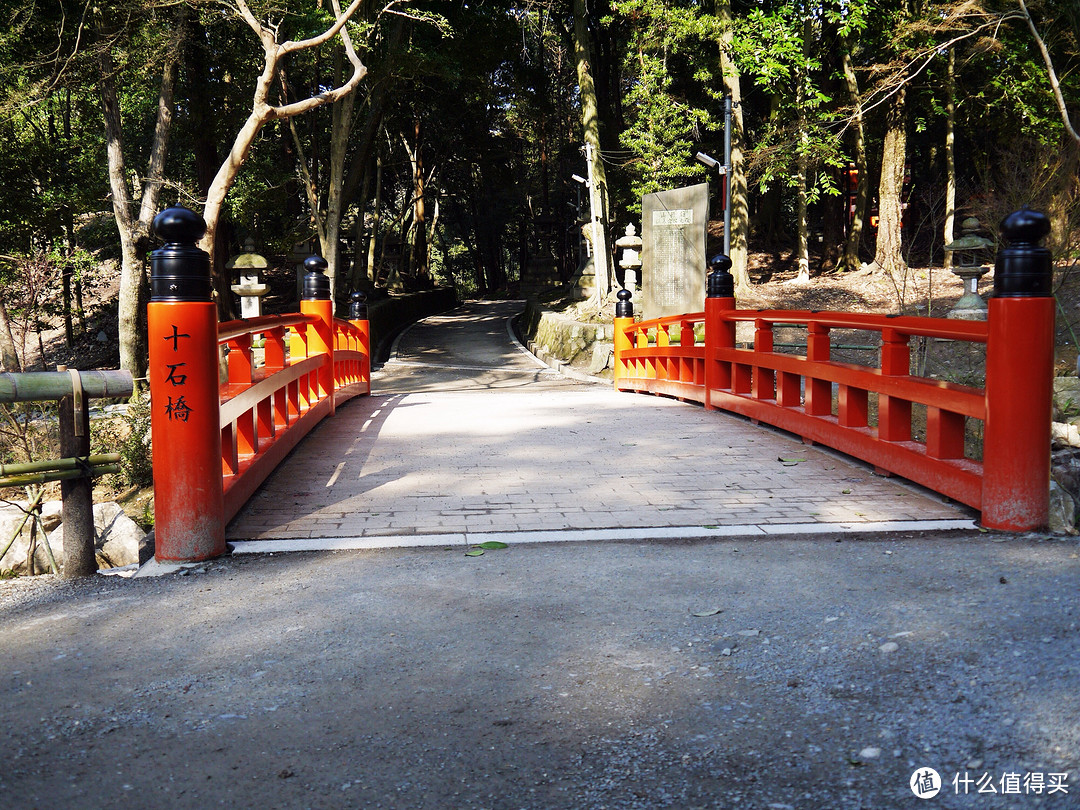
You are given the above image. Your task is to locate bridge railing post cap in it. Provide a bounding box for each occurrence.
[152,206,207,244]
[616,289,632,302]
[707,252,735,298]
[999,206,1050,245]
[302,255,332,300]
[304,255,329,274]
[348,290,369,319]
[994,206,1052,298]
[709,253,733,273]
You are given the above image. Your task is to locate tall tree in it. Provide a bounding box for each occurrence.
[98,6,183,379]
[573,0,612,306]
[717,0,751,292]
[199,0,369,312]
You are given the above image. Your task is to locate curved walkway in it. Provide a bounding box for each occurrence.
[226,300,974,551]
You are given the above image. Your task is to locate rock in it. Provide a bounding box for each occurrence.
[40,501,63,532]
[0,501,60,574]
[1051,422,1080,448]
[96,330,109,342]
[1048,480,1078,536]
[879,642,900,654]
[858,747,882,760]
[47,502,149,569]
[1053,377,1080,421]
[587,343,614,375]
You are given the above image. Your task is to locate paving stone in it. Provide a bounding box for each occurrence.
[227,301,975,543]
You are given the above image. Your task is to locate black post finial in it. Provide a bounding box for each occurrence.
[302,255,331,301]
[349,290,369,320]
[994,207,1052,298]
[149,206,213,302]
[615,288,634,318]
[707,253,734,298]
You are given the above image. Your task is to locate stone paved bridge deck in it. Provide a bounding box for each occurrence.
[226,300,975,551]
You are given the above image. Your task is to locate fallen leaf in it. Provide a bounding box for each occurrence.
[689,607,724,617]
[465,549,485,557]
[477,541,508,550]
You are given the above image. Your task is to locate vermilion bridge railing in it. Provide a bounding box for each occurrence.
[217,308,370,524]
[614,209,1055,532]
[146,207,369,562]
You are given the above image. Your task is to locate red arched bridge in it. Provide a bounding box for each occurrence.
[146,207,1053,563]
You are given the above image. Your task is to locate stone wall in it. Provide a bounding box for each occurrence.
[518,300,615,377]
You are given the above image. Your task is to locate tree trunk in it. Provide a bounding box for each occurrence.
[943,45,956,270]
[321,49,359,304]
[198,0,368,310]
[99,17,180,380]
[794,16,811,284]
[871,87,907,278]
[841,48,868,272]
[364,150,383,284]
[717,0,751,293]
[411,119,429,284]
[573,0,611,305]
[0,298,22,371]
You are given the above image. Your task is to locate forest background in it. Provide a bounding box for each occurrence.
[0,0,1077,381]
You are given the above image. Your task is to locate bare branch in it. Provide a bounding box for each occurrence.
[232,0,267,38]
[1017,0,1080,148]
[278,0,366,54]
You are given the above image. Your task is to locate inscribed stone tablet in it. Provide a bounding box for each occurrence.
[641,183,708,320]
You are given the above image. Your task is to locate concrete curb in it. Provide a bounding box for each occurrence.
[229,518,980,554]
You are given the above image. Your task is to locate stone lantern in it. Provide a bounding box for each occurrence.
[615,223,643,295]
[944,217,994,320]
[228,239,271,319]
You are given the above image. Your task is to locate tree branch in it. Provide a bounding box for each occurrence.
[278,0,366,54]
[1017,0,1080,148]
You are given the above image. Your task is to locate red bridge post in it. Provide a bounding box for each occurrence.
[291,257,336,414]
[349,291,372,394]
[704,253,736,410]
[613,289,634,388]
[147,207,226,562]
[981,208,1055,531]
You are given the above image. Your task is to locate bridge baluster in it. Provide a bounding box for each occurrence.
[147,206,227,562]
[878,328,912,442]
[656,324,670,380]
[803,323,832,417]
[704,253,736,410]
[613,290,634,390]
[982,208,1054,530]
[752,319,775,401]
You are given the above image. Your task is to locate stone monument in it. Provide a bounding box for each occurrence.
[641,183,709,320]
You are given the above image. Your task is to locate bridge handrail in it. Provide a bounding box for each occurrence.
[146,203,373,562]
[614,275,1052,532]
[214,309,371,527]
[624,308,989,343]
[217,313,318,342]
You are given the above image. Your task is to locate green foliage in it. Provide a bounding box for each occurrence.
[91,398,153,491]
[0,0,1075,308]
[613,0,720,206]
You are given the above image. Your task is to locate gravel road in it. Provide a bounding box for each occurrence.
[2,529,1077,809]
